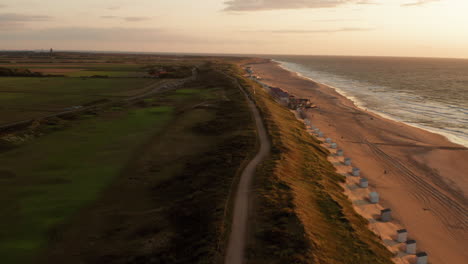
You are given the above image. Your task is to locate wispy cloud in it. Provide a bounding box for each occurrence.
[242,27,374,33]
[401,0,439,7]
[107,6,120,11]
[124,17,150,22]
[0,13,52,22]
[0,13,52,30]
[100,16,151,22]
[223,0,375,11]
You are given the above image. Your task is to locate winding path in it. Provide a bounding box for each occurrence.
[224,75,271,264]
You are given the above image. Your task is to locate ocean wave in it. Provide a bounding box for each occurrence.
[275,60,468,148]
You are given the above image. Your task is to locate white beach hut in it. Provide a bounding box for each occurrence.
[406,240,417,254]
[359,178,368,188]
[369,192,379,203]
[416,252,428,264]
[352,167,360,176]
[380,208,392,222]
[325,138,332,143]
[330,143,337,149]
[318,132,324,138]
[396,229,408,243]
[344,157,352,166]
[336,149,344,156]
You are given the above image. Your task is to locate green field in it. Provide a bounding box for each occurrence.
[0,77,158,124]
[0,106,173,263]
[0,65,256,264]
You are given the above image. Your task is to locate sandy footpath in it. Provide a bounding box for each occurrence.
[248,60,468,264]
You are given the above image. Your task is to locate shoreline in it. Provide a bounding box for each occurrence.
[274,59,468,149]
[247,59,468,264]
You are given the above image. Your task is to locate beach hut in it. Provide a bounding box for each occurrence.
[318,132,324,138]
[314,128,320,133]
[359,178,368,188]
[369,192,379,203]
[330,143,337,149]
[406,240,417,254]
[380,208,392,222]
[352,167,360,176]
[304,119,311,126]
[344,157,352,166]
[396,229,408,243]
[337,149,344,156]
[325,138,332,143]
[416,252,428,264]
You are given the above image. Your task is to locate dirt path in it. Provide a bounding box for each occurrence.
[225,75,271,264]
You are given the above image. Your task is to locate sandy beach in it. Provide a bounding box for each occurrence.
[248,60,468,264]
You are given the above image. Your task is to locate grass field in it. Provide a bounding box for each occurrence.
[0,77,159,124]
[0,105,174,263]
[223,65,394,264]
[0,64,256,264]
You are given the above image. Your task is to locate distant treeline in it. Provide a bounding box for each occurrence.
[143,64,193,78]
[0,67,63,77]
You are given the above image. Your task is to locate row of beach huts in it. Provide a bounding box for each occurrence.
[245,65,430,264]
[303,117,429,264]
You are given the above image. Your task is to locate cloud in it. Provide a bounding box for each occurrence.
[107,6,120,10]
[0,27,164,41]
[223,0,374,11]
[0,13,52,30]
[242,27,374,33]
[124,17,150,22]
[0,13,52,22]
[100,16,151,22]
[401,0,439,7]
[0,27,264,49]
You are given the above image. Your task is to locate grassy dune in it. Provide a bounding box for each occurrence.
[224,65,393,264]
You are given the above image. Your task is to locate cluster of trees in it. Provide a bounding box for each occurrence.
[144,64,192,78]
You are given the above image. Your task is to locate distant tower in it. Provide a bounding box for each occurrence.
[50,48,53,56]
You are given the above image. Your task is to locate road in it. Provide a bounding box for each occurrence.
[224,74,271,264]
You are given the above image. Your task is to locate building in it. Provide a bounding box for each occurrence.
[352,167,360,176]
[380,208,392,222]
[397,229,408,243]
[406,240,417,254]
[369,192,379,203]
[344,157,352,166]
[416,252,428,264]
[359,178,368,188]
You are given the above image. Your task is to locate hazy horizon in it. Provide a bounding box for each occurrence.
[1,0,467,58]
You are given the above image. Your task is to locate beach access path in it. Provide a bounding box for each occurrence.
[249,60,468,264]
[224,73,271,264]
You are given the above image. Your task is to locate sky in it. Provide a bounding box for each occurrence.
[0,0,467,58]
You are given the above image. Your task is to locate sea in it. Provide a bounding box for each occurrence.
[269,55,468,148]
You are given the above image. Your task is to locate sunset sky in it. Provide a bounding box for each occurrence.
[0,0,467,58]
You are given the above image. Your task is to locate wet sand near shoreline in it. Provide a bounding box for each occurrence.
[248,60,468,264]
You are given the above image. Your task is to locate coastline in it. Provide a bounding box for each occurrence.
[247,59,468,264]
[274,60,468,149]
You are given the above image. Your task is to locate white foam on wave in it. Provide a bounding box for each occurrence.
[274,60,468,148]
